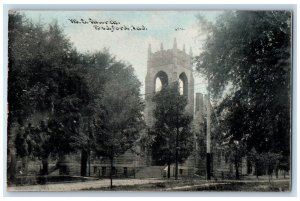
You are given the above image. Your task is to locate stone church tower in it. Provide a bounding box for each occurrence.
[144,38,195,127]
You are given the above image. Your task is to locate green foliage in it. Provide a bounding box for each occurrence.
[15,126,29,158]
[197,134,207,162]
[150,82,193,165]
[8,12,90,162]
[93,61,145,159]
[8,13,80,124]
[30,121,52,159]
[8,12,144,182]
[195,11,291,168]
[248,148,282,176]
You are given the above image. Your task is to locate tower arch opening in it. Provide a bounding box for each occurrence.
[179,72,188,97]
[154,71,168,93]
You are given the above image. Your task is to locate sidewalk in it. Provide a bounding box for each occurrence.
[7,178,166,192]
[7,177,290,192]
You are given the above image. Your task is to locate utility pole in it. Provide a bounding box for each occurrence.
[88,150,91,177]
[88,118,92,177]
[175,125,179,180]
[206,93,211,180]
[175,92,179,180]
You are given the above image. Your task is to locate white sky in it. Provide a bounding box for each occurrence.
[21,10,222,96]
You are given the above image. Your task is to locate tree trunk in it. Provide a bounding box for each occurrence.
[81,149,88,176]
[88,151,91,177]
[255,160,259,180]
[175,148,178,180]
[110,157,113,189]
[268,162,272,183]
[41,157,49,175]
[22,156,28,174]
[8,152,17,185]
[7,122,18,185]
[167,162,170,179]
[235,156,239,180]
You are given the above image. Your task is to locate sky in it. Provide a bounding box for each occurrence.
[20,10,222,96]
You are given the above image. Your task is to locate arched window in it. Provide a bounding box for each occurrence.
[155,77,162,92]
[154,71,168,93]
[179,72,188,97]
[179,79,184,95]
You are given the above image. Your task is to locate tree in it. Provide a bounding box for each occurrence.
[248,148,282,181]
[27,121,52,176]
[8,12,145,184]
[150,82,193,179]
[93,61,145,189]
[76,51,118,177]
[8,12,91,181]
[195,11,291,173]
[225,140,246,180]
[14,125,30,173]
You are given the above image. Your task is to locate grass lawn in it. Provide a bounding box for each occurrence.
[82,179,290,192]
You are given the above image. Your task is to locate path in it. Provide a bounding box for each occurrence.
[7,178,166,192]
[7,177,290,192]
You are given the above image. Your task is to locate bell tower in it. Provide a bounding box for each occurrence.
[144,38,194,127]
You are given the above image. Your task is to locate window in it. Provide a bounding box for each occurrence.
[112,167,116,175]
[94,166,98,174]
[102,167,106,176]
[123,167,128,176]
[154,71,168,93]
[155,77,162,92]
[179,72,188,97]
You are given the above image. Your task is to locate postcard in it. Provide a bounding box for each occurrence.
[6,10,292,192]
